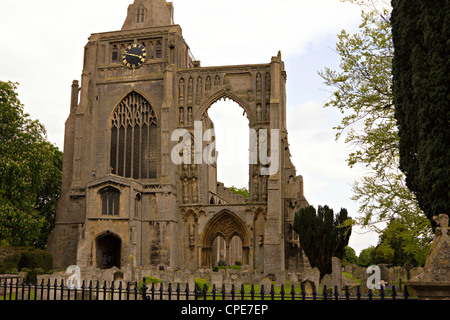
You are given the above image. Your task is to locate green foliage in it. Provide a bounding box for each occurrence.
[195,277,210,292]
[138,276,163,292]
[229,186,249,199]
[391,0,449,230]
[0,248,53,278]
[0,81,62,248]
[358,246,376,267]
[373,242,395,265]
[293,205,352,279]
[373,219,430,266]
[17,249,53,273]
[319,3,432,242]
[342,246,358,265]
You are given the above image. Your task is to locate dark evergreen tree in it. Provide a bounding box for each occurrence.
[293,205,352,279]
[391,0,449,230]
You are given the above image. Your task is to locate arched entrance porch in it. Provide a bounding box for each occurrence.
[96,232,122,269]
[200,210,250,268]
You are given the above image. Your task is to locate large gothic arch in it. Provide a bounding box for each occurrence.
[200,210,250,267]
[196,89,254,126]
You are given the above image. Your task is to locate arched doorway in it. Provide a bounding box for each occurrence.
[201,211,250,268]
[96,232,121,269]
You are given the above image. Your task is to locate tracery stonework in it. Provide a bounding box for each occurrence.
[47,0,309,275]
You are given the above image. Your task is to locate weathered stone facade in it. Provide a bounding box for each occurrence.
[47,0,309,275]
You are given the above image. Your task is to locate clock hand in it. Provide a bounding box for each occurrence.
[124,53,142,58]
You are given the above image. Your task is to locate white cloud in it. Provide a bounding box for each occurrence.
[172,0,362,65]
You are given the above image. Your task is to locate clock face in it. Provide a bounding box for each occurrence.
[122,44,147,69]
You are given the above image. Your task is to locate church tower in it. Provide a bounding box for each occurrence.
[48,0,309,276]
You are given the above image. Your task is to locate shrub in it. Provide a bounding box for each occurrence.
[195,277,210,292]
[0,252,22,274]
[18,249,53,273]
[138,276,163,292]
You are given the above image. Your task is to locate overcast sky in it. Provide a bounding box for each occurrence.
[0,0,379,254]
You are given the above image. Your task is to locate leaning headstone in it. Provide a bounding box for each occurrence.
[301,267,320,290]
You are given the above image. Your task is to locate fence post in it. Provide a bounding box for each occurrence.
[126,282,130,301]
[88,280,93,301]
[134,281,139,300]
[312,282,317,300]
[280,284,285,301]
[96,281,100,300]
[110,281,115,301]
[250,284,255,300]
[118,281,123,301]
[141,277,149,301]
[53,279,58,300]
[260,284,265,301]
[231,284,235,300]
[221,284,226,301]
[81,280,85,301]
[392,285,397,300]
[168,283,172,301]
[403,286,409,300]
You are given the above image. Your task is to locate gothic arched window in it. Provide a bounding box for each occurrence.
[110,91,157,179]
[100,187,120,216]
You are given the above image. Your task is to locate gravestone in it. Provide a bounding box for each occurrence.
[302,280,315,295]
[332,257,342,292]
[211,272,223,288]
[378,264,390,283]
[320,274,333,293]
[301,267,320,291]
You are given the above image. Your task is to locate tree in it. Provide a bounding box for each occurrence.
[391,0,449,230]
[293,205,352,279]
[342,246,358,264]
[229,186,249,199]
[0,81,62,248]
[358,246,376,266]
[319,1,431,240]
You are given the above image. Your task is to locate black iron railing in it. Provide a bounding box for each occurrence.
[0,277,414,301]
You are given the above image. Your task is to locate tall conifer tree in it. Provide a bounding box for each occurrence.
[391,0,449,229]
